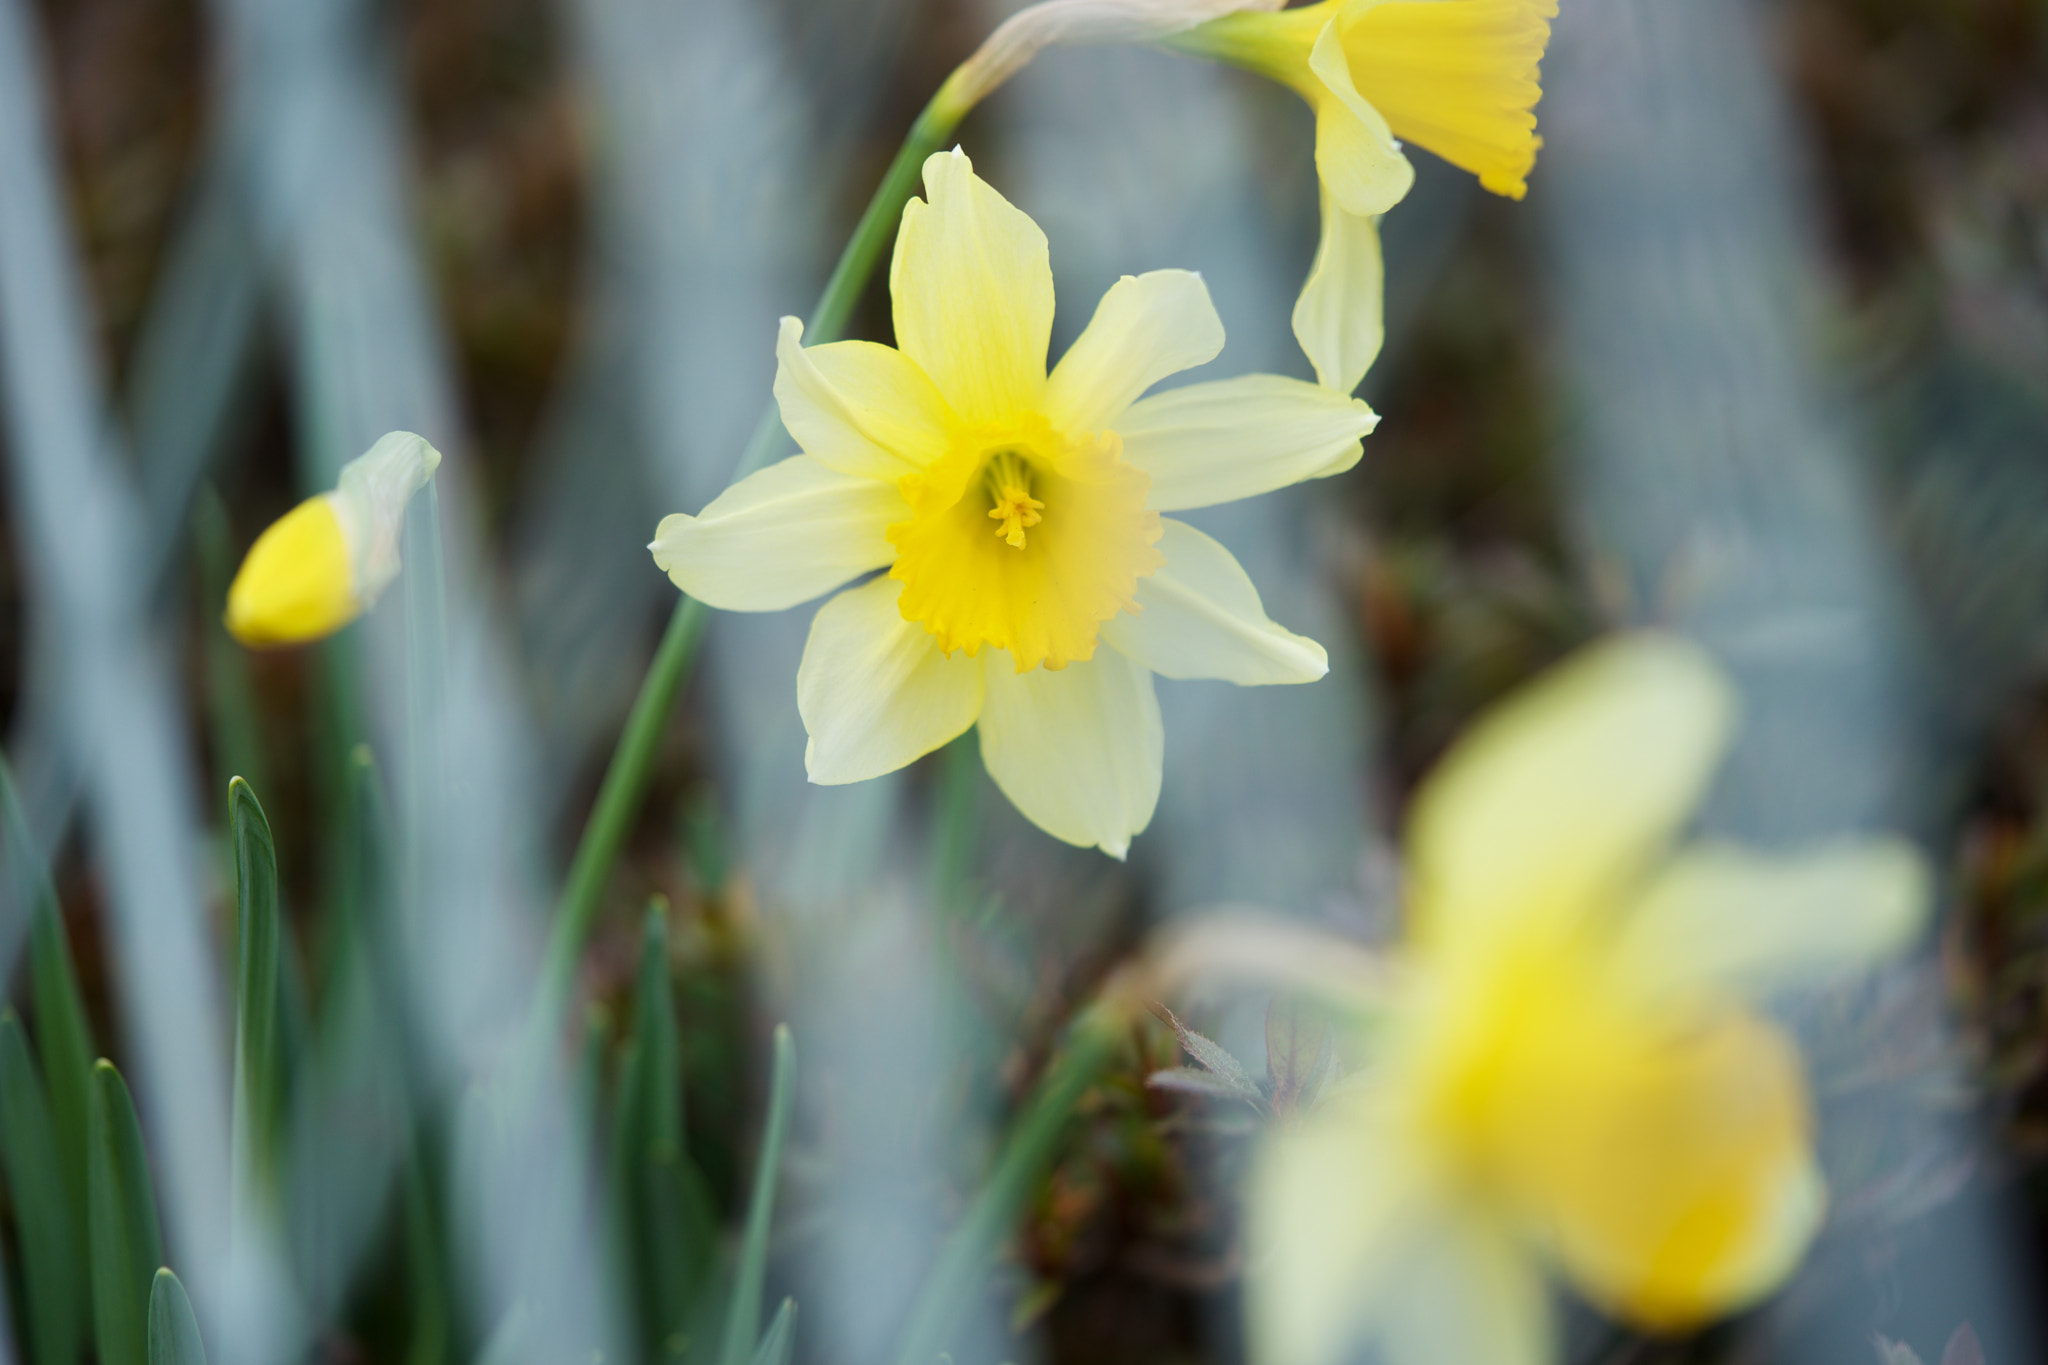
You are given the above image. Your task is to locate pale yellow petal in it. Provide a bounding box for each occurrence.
[1615,838,1930,996]
[1307,16,1415,217]
[649,455,901,612]
[773,317,956,479]
[797,577,986,784]
[890,148,1054,423]
[1116,374,1377,510]
[1042,270,1224,433]
[1406,634,1736,947]
[1292,192,1385,395]
[976,647,1161,857]
[1374,1207,1552,1365]
[1246,1105,1425,1365]
[1099,519,1326,684]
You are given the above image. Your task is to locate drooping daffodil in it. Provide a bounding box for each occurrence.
[1164,0,1557,395]
[651,149,1378,857]
[1228,635,1927,1365]
[226,431,442,647]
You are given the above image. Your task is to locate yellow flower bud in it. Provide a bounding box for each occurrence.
[224,431,442,648]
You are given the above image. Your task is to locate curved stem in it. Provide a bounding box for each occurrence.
[537,83,971,1019]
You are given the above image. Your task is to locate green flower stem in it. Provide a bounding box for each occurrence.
[537,82,971,1016]
[888,1002,1125,1365]
[804,84,967,358]
[537,595,706,1019]
[1156,3,1327,91]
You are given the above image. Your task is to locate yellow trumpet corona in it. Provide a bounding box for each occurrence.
[225,431,442,648]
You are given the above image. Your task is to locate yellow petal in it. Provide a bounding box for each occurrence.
[1494,999,1824,1331]
[1338,0,1556,199]
[1292,191,1385,394]
[890,148,1054,424]
[224,496,360,647]
[1616,838,1930,996]
[976,646,1161,856]
[1042,269,1224,434]
[649,455,902,612]
[1405,634,1735,949]
[772,317,956,479]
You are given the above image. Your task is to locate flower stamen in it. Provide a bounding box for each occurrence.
[983,449,1046,549]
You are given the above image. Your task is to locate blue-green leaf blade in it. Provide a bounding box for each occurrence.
[147,1268,208,1365]
[2,755,96,1232]
[719,1025,795,1365]
[610,901,720,1363]
[89,1059,164,1365]
[229,776,281,1206]
[0,1011,84,1365]
[747,1299,795,1365]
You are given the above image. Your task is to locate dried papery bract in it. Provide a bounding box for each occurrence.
[939,0,1288,112]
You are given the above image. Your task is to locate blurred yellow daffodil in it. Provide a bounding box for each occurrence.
[1237,635,1927,1365]
[225,431,442,647]
[1164,0,1556,395]
[651,149,1378,857]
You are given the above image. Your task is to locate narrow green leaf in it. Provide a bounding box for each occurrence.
[0,1011,84,1365]
[228,777,281,1208]
[343,743,394,967]
[612,903,717,1361]
[747,1300,795,1365]
[636,904,682,1155]
[1,757,96,1232]
[402,1145,450,1365]
[90,1059,165,1365]
[147,1269,208,1365]
[719,1024,795,1365]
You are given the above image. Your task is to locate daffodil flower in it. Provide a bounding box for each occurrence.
[1223,636,1927,1365]
[225,431,442,647]
[651,149,1378,857]
[1164,0,1557,395]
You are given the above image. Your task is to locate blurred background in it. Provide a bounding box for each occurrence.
[2,0,2047,1363]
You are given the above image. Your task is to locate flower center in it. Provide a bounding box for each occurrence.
[983,449,1046,549]
[888,415,1163,672]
